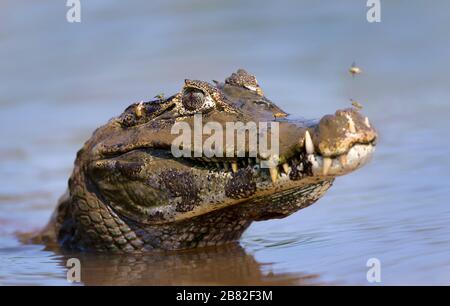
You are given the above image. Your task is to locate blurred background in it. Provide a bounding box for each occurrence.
[1,0,450,285]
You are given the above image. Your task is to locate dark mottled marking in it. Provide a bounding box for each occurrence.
[289,154,313,180]
[116,161,143,179]
[120,97,176,128]
[289,160,303,181]
[225,69,261,93]
[225,168,256,199]
[159,169,199,212]
[299,153,313,176]
[121,113,137,128]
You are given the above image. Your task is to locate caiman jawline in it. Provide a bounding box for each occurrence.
[178,140,375,183]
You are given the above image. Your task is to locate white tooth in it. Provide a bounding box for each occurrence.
[305,130,314,155]
[350,122,356,133]
[364,117,371,128]
[346,115,356,133]
[323,157,332,176]
[269,167,278,183]
[231,162,238,173]
[282,163,290,174]
[339,155,347,166]
[135,101,144,117]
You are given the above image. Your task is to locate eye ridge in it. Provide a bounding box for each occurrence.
[182,88,206,111]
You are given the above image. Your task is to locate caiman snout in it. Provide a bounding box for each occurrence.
[314,108,377,157]
[305,108,377,177]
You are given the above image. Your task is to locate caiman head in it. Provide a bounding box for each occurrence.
[56,69,377,252]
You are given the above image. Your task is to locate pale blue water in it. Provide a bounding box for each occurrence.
[1,0,450,285]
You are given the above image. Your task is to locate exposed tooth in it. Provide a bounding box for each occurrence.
[135,101,144,117]
[349,120,356,133]
[305,130,314,155]
[323,157,332,176]
[282,163,290,174]
[346,115,356,133]
[307,154,316,165]
[231,162,238,173]
[269,167,278,183]
[364,117,371,128]
[339,155,347,166]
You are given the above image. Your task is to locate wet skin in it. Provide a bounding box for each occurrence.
[35,69,377,252]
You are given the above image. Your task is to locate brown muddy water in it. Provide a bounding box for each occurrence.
[1,1,450,285]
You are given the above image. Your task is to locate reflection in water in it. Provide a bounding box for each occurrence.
[48,244,320,285]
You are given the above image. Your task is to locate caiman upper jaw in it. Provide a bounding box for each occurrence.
[259,107,377,182]
[93,107,377,184]
[179,107,377,183]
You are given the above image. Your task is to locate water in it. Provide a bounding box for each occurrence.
[1,0,450,285]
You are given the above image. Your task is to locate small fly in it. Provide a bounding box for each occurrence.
[350,99,363,110]
[349,61,362,77]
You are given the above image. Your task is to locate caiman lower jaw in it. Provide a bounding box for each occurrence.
[307,143,375,177]
[265,142,376,184]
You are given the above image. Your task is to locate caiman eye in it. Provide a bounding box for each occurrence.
[182,88,206,111]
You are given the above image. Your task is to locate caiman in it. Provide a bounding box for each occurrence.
[36,69,377,252]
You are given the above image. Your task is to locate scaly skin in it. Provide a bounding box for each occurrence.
[36,69,377,252]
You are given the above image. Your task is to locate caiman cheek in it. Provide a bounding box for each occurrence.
[225,168,256,199]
